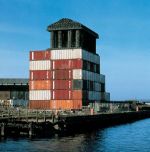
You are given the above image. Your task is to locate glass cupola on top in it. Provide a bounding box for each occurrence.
[47,18,99,54]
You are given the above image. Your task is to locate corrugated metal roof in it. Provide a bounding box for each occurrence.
[47,18,99,38]
[0,78,28,85]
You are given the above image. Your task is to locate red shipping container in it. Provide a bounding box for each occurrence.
[52,80,72,90]
[52,90,72,100]
[30,50,51,61]
[61,100,73,109]
[30,70,52,80]
[52,59,82,70]
[72,59,82,69]
[50,100,82,110]
[52,60,70,69]
[73,100,82,109]
[53,70,72,80]
[72,90,82,100]
[29,100,50,109]
[50,100,62,110]
[29,80,52,90]
[50,100,73,110]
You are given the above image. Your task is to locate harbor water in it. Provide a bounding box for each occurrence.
[1,118,150,152]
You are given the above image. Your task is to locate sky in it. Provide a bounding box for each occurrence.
[0,0,150,100]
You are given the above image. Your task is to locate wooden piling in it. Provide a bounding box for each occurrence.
[29,122,33,137]
[44,111,46,122]
[36,110,38,122]
[1,123,5,136]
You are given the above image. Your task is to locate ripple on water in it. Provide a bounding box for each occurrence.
[1,118,150,152]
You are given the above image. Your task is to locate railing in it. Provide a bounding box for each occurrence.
[0,102,141,120]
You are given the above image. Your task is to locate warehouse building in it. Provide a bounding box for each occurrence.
[29,18,110,110]
[0,79,29,107]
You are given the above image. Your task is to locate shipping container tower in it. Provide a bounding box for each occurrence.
[29,18,110,110]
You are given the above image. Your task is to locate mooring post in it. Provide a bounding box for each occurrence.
[17,108,20,119]
[8,109,10,117]
[26,109,28,122]
[52,111,55,123]
[110,103,113,113]
[1,123,5,137]
[36,110,38,122]
[44,110,46,122]
[29,122,33,138]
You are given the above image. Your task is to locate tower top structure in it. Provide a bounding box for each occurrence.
[47,18,99,53]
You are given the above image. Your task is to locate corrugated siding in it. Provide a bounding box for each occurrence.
[29,80,52,90]
[29,90,51,100]
[73,69,100,82]
[30,60,51,70]
[52,59,82,70]
[51,49,100,64]
[101,92,110,101]
[50,100,82,110]
[52,80,72,90]
[88,91,101,100]
[29,100,50,109]
[94,82,101,91]
[100,74,105,83]
[30,70,52,80]
[82,50,100,64]
[30,50,51,61]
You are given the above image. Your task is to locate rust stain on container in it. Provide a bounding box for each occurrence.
[30,80,52,90]
[29,100,50,109]
[72,90,82,99]
[50,100,82,110]
[52,59,82,70]
[30,50,51,60]
[53,70,72,80]
[53,80,72,90]
[73,100,82,109]
[30,70,52,80]
[50,100,73,110]
[52,90,72,100]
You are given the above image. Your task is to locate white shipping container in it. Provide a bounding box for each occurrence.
[73,69,100,82]
[100,74,105,83]
[30,60,51,70]
[73,69,82,79]
[29,90,51,100]
[88,91,101,100]
[51,49,100,64]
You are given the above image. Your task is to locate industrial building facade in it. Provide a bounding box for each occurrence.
[0,79,29,107]
[29,18,110,110]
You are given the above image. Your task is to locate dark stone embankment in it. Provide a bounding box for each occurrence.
[1,111,150,137]
[57,111,150,133]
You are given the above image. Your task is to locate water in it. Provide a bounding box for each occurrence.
[1,118,150,152]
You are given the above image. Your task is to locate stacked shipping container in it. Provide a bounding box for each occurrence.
[29,50,51,109]
[29,48,108,110]
[29,18,110,110]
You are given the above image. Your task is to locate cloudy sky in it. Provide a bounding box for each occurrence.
[0,0,150,100]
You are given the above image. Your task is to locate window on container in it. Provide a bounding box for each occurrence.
[62,30,68,48]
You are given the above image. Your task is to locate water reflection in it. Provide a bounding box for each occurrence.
[1,119,150,152]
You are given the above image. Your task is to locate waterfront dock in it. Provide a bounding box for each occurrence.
[1,107,150,137]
